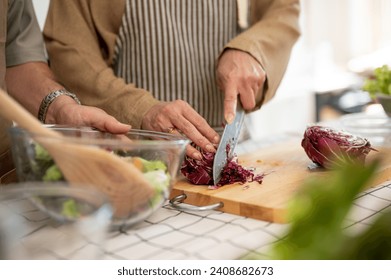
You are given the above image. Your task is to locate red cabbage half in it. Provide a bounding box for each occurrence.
[180,142,264,187]
[301,125,375,169]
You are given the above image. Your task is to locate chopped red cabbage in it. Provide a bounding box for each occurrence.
[180,142,264,187]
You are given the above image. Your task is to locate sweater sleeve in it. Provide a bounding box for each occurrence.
[225,0,301,109]
[43,0,159,128]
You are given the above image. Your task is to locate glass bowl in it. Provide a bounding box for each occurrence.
[340,112,391,147]
[8,126,189,229]
[376,93,391,117]
[0,182,112,259]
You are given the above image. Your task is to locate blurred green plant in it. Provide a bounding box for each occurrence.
[252,159,391,260]
[362,65,391,99]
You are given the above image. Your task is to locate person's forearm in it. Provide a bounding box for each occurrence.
[5,61,76,122]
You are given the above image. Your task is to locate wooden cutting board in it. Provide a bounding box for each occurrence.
[170,139,391,223]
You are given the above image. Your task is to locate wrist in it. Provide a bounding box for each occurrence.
[38,89,81,124]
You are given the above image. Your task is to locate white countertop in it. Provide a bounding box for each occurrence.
[101,180,391,260]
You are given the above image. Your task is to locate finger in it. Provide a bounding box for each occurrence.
[165,126,177,134]
[172,101,220,144]
[164,124,204,160]
[185,143,203,160]
[162,125,203,160]
[90,114,131,134]
[103,120,132,134]
[172,116,217,154]
[181,110,220,145]
[96,113,131,133]
[223,84,238,124]
[76,106,131,134]
[143,101,219,157]
[237,84,256,110]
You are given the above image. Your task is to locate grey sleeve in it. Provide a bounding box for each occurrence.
[6,0,47,67]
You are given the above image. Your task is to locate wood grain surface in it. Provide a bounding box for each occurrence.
[171,140,391,223]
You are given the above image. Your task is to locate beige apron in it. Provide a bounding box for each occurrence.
[113,0,238,133]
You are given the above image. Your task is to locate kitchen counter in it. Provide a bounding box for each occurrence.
[100,132,391,260]
[103,179,391,260]
[3,117,391,260]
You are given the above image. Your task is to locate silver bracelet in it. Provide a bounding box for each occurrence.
[38,89,81,123]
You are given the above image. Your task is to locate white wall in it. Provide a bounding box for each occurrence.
[32,0,49,30]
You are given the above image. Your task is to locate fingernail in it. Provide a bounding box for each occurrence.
[213,135,220,144]
[205,144,216,153]
[193,152,203,160]
[226,113,234,124]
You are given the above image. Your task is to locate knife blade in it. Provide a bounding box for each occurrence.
[212,103,245,184]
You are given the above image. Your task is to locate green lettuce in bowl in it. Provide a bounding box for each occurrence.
[362,64,391,117]
[9,126,189,229]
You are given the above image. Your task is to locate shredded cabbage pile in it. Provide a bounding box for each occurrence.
[180,142,264,187]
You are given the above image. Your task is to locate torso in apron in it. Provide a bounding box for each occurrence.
[113,0,238,133]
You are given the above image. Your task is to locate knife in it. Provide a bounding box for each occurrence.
[212,102,245,184]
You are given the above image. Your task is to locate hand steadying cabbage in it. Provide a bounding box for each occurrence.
[180,143,215,185]
[301,125,376,169]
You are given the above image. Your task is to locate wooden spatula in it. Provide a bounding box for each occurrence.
[0,89,155,217]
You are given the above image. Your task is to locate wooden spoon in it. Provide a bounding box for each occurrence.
[0,89,155,218]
